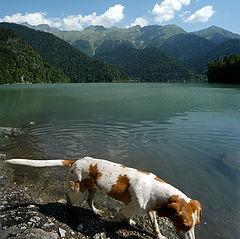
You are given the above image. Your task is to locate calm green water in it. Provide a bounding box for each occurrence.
[0,83,240,239]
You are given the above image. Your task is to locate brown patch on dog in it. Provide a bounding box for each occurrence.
[89,164,102,180]
[74,179,95,192]
[120,165,127,168]
[154,176,167,183]
[107,174,131,205]
[75,181,81,189]
[88,163,102,189]
[137,169,150,175]
[157,195,201,232]
[62,160,75,168]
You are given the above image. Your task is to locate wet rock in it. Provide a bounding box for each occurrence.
[223,152,240,172]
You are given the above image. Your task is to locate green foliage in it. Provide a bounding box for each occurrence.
[96,46,199,82]
[206,53,240,84]
[0,23,130,83]
[0,27,69,84]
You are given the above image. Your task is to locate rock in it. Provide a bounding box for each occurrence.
[27,204,36,209]
[59,227,66,238]
[93,232,109,239]
[0,153,6,159]
[222,152,240,172]
[2,227,58,239]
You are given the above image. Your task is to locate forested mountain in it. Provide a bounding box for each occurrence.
[206,53,240,84]
[2,22,240,83]
[159,34,216,72]
[194,39,240,73]
[0,23,130,83]
[95,46,199,82]
[22,23,240,75]
[0,27,69,84]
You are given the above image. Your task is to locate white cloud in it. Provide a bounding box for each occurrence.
[184,5,215,23]
[0,4,125,30]
[152,0,190,24]
[126,17,148,28]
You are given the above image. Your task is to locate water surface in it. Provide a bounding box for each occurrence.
[0,83,239,239]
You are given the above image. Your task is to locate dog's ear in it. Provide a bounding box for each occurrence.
[157,201,180,218]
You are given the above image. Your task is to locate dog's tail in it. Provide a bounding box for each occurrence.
[5,159,75,168]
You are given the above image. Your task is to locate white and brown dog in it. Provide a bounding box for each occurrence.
[6,157,201,239]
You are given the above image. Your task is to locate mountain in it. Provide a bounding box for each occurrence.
[0,27,69,84]
[0,23,130,83]
[23,24,186,56]
[95,46,200,82]
[194,38,240,73]
[159,34,216,72]
[136,24,186,48]
[193,26,240,44]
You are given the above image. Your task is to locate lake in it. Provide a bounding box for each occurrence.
[0,83,239,239]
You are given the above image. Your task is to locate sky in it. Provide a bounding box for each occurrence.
[0,0,239,34]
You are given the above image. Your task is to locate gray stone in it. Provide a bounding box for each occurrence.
[59,227,66,238]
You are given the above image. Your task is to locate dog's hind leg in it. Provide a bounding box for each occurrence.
[87,189,104,216]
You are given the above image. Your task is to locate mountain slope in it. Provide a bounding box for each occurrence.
[0,23,130,83]
[0,27,69,84]
[195,39,240,72]
[193,26,240,44]
[159,34,216,72]
[95,46,199,82]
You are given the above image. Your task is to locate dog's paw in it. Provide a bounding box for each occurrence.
[157,233,167,239]
[94,209,104,216]
[128,219,136,226]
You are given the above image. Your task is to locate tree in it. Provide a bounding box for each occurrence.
[206,53,240,84]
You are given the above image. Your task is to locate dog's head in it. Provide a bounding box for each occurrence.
[157,195,202,239]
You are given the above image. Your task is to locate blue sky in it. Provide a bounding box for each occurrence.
[0,0,239,34]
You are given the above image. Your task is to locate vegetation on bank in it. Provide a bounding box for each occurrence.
[206,53,240,84]
[0,27,69,84]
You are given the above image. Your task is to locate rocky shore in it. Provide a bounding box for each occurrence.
[0,154,179,239]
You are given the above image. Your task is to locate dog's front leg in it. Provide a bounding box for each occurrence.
[148,211,167,239]
[65,191,73,206]
[87,189,104,216]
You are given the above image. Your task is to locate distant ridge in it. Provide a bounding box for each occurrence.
[193,25,240,44]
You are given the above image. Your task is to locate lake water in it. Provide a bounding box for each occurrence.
[0,83,239,239]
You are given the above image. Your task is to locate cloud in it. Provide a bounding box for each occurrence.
[184,5,215,23]
[152,0,190,24]
[126,17,148,28]
[0,4,125,30]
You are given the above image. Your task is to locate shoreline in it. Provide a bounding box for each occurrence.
[0,156,179,239]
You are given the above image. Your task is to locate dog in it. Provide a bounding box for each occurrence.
[6,157,201,239]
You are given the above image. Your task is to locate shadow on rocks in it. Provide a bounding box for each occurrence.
[3,202,154,239]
